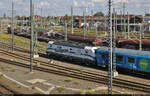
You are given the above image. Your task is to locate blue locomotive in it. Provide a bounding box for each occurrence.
[96,47,150,73]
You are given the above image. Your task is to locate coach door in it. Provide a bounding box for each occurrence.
[127,57,136,71]
[101,53,108,66]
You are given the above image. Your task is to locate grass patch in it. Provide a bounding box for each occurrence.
[87,87,92,90]
[34,90,43,94]
[10,67,17,72]
[57,85,66,93]
[17,85,21,88]
[49,78,52,81]
[65,77,73,82]
[31,85,36,89]
[1,66,7,71]
[0,33,47,51]
[73,80,80,85]
[103,91,108,94]
[0,74,4,78]
[76,90,83,94]
[124,92,131,94]
[86,90,95,94]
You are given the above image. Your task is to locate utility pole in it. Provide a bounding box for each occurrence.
[134,16,136,32]
[64,19,68,41]
[115,11,118,33]
[120,11,123,36]
[113,8,117,76]
[32,4,39,58]
[139,24,142,51]
[30,0,33,72]
[105,16,107,36]
[71,6,74,34]
[127,12,130,39]
[91,10,94,29]
[123,2,126,38]
[142,15,145,38]
[108,0,113,94]
[0,17,1,33]
[83,10,86,39]
[40,8,43,29]
[96,23,98,37]
[11,0,14,52]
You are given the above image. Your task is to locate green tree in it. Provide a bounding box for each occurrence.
[15,16,20,20]
[65,14,70,23]
[3,13,6,19]
[94,12,104,17]
[145,13,150,17]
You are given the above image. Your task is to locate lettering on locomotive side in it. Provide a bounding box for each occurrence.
[139,59,149,70]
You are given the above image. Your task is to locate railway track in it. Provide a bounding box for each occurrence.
[0,81,18,94]
[0,42,150,93]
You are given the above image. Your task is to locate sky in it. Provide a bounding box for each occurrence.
[0,0,150,17]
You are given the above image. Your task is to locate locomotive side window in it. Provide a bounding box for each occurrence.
[117,56,123,62]
[49,44,52,47]
[128,57,135,63]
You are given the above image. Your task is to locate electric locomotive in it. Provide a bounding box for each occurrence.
[46,41,98,65]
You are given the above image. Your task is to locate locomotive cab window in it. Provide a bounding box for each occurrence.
[117,55,123,62]
[128,57,135,63]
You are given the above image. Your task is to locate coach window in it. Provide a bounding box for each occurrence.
[117,55,123,62]
[101,54,106,59]
[128,57,135,63]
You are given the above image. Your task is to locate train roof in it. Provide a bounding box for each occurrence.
[97,47,150,56]
[35,28,49,33]
[51,41,88,48]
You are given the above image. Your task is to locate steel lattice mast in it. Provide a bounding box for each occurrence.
[108,0,113,94]
[11,0,14,52]
[30,0,33,72]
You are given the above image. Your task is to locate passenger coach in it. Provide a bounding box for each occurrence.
[96,47,150,73]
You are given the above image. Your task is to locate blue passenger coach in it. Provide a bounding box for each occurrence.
[95,47,150,73]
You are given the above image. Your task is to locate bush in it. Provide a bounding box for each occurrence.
[65,77,73,82]
[57,85,66,93]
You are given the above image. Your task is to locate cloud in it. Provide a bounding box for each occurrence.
[73,0,78,7]
[13,0,25,5]
[91,0,105,3]
[0,2,5,8]
[40,1,50,7]
[115,0,129,3]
